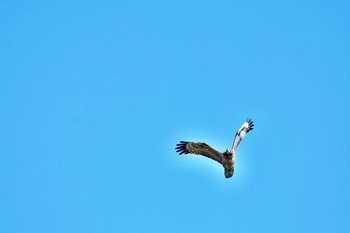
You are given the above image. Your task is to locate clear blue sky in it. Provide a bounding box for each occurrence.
[1,0,349,232]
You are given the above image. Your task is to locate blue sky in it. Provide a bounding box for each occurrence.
[1,0,349,232]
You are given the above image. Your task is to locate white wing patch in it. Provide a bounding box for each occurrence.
[232,119,254,152]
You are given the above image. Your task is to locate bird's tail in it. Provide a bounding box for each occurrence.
[224,167,234,178]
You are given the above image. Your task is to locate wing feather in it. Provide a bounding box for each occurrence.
[175,141,223,164]
[232,119,254,152]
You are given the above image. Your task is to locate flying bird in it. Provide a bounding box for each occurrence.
[175,119,254,178]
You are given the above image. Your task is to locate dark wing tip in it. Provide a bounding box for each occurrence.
[246,118,254,131]
[175,141,189,155]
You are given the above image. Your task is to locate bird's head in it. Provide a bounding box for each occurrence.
[225,149,233,157]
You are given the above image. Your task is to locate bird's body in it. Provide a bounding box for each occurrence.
[222,153,234,178]
[175,119,254,178]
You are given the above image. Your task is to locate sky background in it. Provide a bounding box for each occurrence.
[1,0,350,232]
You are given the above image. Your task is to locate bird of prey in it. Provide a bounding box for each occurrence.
[175,119,254,178]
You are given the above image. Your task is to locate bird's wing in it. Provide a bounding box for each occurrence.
[231,119,254,152]
[175,141,223,164]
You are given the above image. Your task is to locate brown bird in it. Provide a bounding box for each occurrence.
[175,119,254,178]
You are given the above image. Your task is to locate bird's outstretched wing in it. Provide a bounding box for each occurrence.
[232,119,254,152]
[175,141,223,164]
